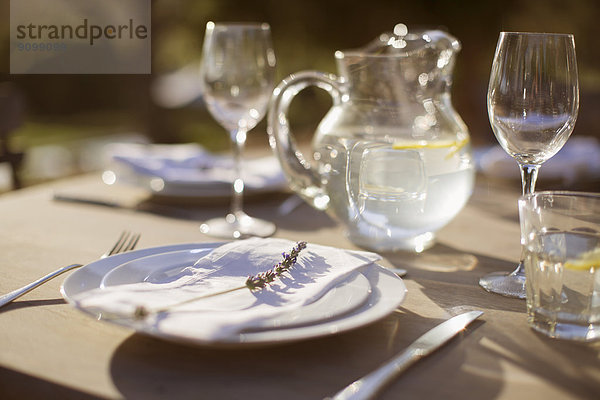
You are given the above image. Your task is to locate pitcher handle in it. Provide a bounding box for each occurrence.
[267,71,343,211]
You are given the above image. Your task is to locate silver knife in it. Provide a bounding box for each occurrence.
[53,193,123,208]
[328,310,484,400]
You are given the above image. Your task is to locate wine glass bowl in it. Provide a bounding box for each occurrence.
[199,22,277,239]
[479,32,579,298]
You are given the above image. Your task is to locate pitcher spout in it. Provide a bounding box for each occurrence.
[334,24,462,105]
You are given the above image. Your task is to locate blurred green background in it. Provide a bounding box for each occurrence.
[0,0,599,188]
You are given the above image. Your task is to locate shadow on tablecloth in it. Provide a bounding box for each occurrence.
[107,311,500,400]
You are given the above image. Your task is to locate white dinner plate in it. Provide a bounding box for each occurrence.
[61,243,407,347]
[99,249,372,329]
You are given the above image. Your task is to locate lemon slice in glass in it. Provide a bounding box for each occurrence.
[392,137,469,159]
[564,248,600,271]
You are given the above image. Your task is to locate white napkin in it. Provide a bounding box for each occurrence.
[73,238,381,341]
[475,136,600,184]
[106,142,286,189]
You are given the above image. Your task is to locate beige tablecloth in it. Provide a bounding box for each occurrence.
[0,173,598,399]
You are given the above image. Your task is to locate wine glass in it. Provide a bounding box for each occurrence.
[199,22,277,239]
[479,32,579,298]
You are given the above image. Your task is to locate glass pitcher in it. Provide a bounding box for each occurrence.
[268,25,475,252]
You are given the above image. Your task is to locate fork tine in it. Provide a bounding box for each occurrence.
[105,231,140,257]
[106,231,128,257]
[124,233,141,253]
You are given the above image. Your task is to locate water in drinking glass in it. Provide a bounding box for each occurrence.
[524,231,600,342]
[520,191,600,341]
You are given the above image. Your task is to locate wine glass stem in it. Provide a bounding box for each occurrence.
[515,163,540,276]
[519,164,540,195]
[229,128,247,217]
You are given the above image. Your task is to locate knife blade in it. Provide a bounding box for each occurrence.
[328,310,484,400]
[53,193,124,208]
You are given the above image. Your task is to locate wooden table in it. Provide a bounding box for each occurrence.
[0,173,598,399]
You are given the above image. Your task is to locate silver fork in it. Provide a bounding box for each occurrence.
[0,231,141,309]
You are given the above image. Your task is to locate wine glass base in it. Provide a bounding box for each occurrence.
[479,270,526,299]
[199,212,276,239]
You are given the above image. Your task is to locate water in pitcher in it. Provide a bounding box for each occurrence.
[314,130,475,251]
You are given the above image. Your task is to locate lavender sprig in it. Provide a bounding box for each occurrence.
[245,241,307,290]
[133,241,308,319]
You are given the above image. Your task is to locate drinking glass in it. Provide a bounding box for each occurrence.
[199,22,277,239]
[519,191,600,342]
[479,32,579,298]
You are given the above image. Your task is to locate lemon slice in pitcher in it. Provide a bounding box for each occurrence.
[392,137,469,159]
[564,248,600,271]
